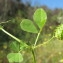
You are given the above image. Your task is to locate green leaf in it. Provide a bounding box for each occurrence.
[20,19,38,33]
[9,41,20,52]
[7,53,23,63]
[33,8,47,29]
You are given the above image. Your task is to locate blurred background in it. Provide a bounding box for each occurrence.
[0,0,63,63]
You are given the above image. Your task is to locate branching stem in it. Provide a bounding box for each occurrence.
[33,36,55,49]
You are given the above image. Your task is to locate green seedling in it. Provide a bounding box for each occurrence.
[0,8,63,63]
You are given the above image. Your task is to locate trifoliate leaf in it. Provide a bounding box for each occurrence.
[20,19,38,33]
[7,53,23,63]
[33,8,47,29]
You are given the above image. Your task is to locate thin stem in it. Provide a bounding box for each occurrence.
[34,30,41,46]
[0,20,11,24]
[33,36,55,49]
[31,47,36,63]
[1,28,21,43]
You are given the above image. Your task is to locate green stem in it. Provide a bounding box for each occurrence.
[34,30,41,46]
[33,36,55,49]
[1,28,21,43]
[31,47,36,63]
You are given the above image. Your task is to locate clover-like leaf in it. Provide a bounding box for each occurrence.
[33,8,47,29]
[9,41,20,52]
[7,53,23,63]
[20,19,38,33]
